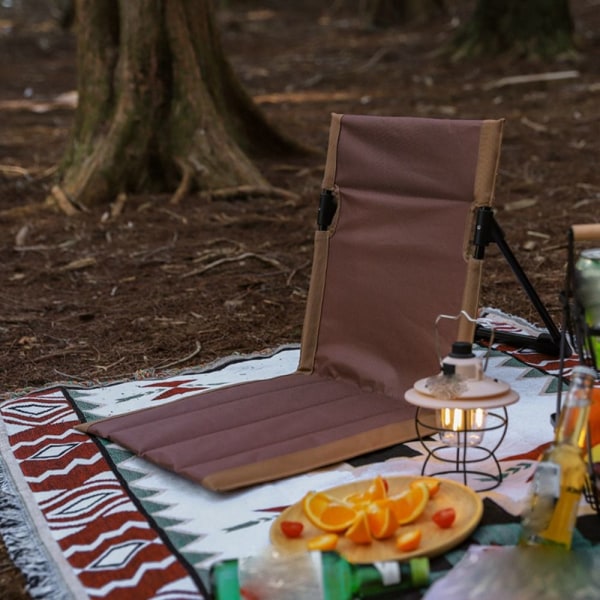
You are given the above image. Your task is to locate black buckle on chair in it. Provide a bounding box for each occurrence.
[473,206,567,357]
[317,188,337,231]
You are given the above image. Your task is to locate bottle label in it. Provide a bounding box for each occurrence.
[373,561,401,586]
[532,462,560,500]
[237,551,324,599]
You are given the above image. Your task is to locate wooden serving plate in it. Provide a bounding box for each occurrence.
[270,476,483,563]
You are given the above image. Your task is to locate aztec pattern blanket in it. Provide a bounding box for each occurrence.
[1,313,599,599]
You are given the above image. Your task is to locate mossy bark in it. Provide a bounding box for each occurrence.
[57,0,299,209]
[451,0,575,61]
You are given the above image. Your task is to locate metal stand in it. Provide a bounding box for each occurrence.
[556,226,600,514]
[473,207,567,357]
[414,407,509,492]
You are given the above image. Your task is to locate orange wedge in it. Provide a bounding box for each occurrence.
[307,533,339,551]
[410,477,441,498]
[386,481,430,525]
[344,475,388,507]
[366,501,398,539]
[365,475,388,501]
[396,528,422,552]
[302,491,357,532]
[344,511,372,544]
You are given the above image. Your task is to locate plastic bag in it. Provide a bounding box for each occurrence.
[424,544,600,600]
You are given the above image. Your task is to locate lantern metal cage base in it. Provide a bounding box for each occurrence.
[414,407,509,492]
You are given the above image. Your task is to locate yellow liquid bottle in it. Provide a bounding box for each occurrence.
[520,365,596,549]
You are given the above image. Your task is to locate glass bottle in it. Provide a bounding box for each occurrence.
[520,364,596,549]
[210,550,430,600]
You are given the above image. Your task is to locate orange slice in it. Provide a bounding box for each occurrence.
[344,475,388,507]
[307,533,339,551]
[344,511,372,544]
[386,481,430,525]
[396,528,422,552]
[365,475,388,501]
[366,501,398,539]
[410,477,441,498]
[302,491,357,532]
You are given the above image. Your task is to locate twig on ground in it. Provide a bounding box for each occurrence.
[286,259,311,286]
[159,207,188,224]
[53,369,90,382]
[181,251,286,278]
[93,356,127,372]
[154,341,202,370]
[357,46,391,72]
[520,116,550,133]
[483,70,579,90]
[131,233,179,260]
[32,347,82,362]
[57,257,97,272]
[0,164,30,177]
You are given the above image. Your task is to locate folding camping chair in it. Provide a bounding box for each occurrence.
[78,114,504,491]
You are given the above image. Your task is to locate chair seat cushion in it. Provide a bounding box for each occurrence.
[78,372,420,491]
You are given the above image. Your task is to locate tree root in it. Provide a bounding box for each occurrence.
[48,185,80,216]
[111,192,128,217]
[170,158,194,205]
[199,184,300,202]
[0,201,56,219]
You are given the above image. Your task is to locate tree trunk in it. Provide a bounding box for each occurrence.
[56,0,300,209]
[451,0,575,60]
[368,0,446,28]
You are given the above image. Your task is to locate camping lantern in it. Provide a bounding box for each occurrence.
[404,314,519,490]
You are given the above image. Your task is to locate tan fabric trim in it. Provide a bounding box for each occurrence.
[474,119,504,208]
[322,113,343,190]
[298,114,343,373]
[463,119,504,259]
[458,119,504,341]
[201,417,428,491]
[298,231,330,372]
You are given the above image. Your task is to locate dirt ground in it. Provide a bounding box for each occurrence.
[0,0,599,597]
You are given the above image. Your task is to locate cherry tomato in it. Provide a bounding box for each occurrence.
[280,520,304,538]
[432,507,456,529]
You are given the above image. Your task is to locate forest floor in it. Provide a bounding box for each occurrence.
[0,0,599,597]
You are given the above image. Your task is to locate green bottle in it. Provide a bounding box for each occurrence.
[210,550,430,599]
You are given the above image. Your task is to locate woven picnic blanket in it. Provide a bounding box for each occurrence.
[1,312,599,599]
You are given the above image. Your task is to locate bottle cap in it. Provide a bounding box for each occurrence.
[449,341,474,358]
[572,365,597,380]
[409,556,430,587]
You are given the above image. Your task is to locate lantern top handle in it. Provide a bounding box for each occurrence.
[434,311,494,372]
